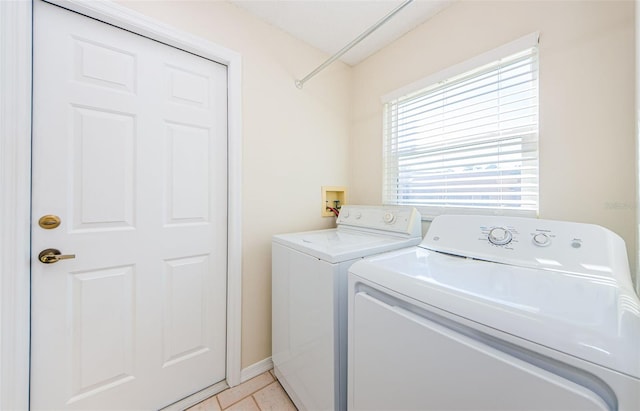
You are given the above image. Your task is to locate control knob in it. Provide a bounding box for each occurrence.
[383,212,396,224]
[532,233,551,247]
[488,227,512,246]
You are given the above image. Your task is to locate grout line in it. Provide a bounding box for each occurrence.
[249,381,272,411]
[218,372,273,410]
[250,395,261,411]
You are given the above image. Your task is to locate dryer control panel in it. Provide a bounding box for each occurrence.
[337,205,422,238]
[421,214,631,285]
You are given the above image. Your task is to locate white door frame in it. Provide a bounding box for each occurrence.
[0,1,243,409]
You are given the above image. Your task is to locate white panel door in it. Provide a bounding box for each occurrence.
[31,1,228,409]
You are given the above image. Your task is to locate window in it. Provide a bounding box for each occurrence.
[383,34,539,218]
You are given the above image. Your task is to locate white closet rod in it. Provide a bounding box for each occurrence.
[295,0,414,89]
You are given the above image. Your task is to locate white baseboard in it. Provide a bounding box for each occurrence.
[239,357,274,384]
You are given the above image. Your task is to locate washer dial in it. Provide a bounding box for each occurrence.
[488,227,512,246]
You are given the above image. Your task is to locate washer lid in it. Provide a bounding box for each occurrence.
[349,247,640,379]
[273,228,421,263]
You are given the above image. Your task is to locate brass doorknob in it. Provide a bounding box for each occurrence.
[38,248,76,264]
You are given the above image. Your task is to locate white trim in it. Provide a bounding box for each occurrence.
[45,0,239,67]
[636,0,640,296]
[1,0,243,407]
[0,0,32,409]
[226,37,243,387]
[240,357,274,383]
[381,31,540,103]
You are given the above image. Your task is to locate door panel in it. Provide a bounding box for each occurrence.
[31,1,228,409]
[69,266,136,402]
[162,255,211,366]
[165,123,211,224]
[73,106,136,229]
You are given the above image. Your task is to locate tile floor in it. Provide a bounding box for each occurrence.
[187,370,297,411]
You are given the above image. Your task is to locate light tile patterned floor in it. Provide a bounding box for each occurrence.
[187,370,297,411]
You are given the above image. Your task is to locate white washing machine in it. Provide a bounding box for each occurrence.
[348,214,640,411]
[272,205,422,411]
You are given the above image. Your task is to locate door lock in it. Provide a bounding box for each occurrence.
[38,214,61,229]
[38,248,76,264]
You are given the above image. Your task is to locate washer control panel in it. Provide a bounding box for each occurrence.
[336,205,422,237]
[422,214,630,279]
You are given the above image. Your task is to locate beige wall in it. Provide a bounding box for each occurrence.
[116,0,351,368]
[351,0,637,276]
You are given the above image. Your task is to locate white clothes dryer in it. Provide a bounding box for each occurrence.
[348,214,640,411]
[272,205,422,411]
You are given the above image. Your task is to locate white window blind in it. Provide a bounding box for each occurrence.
[383,35,539,218]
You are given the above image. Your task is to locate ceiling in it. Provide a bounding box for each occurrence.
[229,0,454,66]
